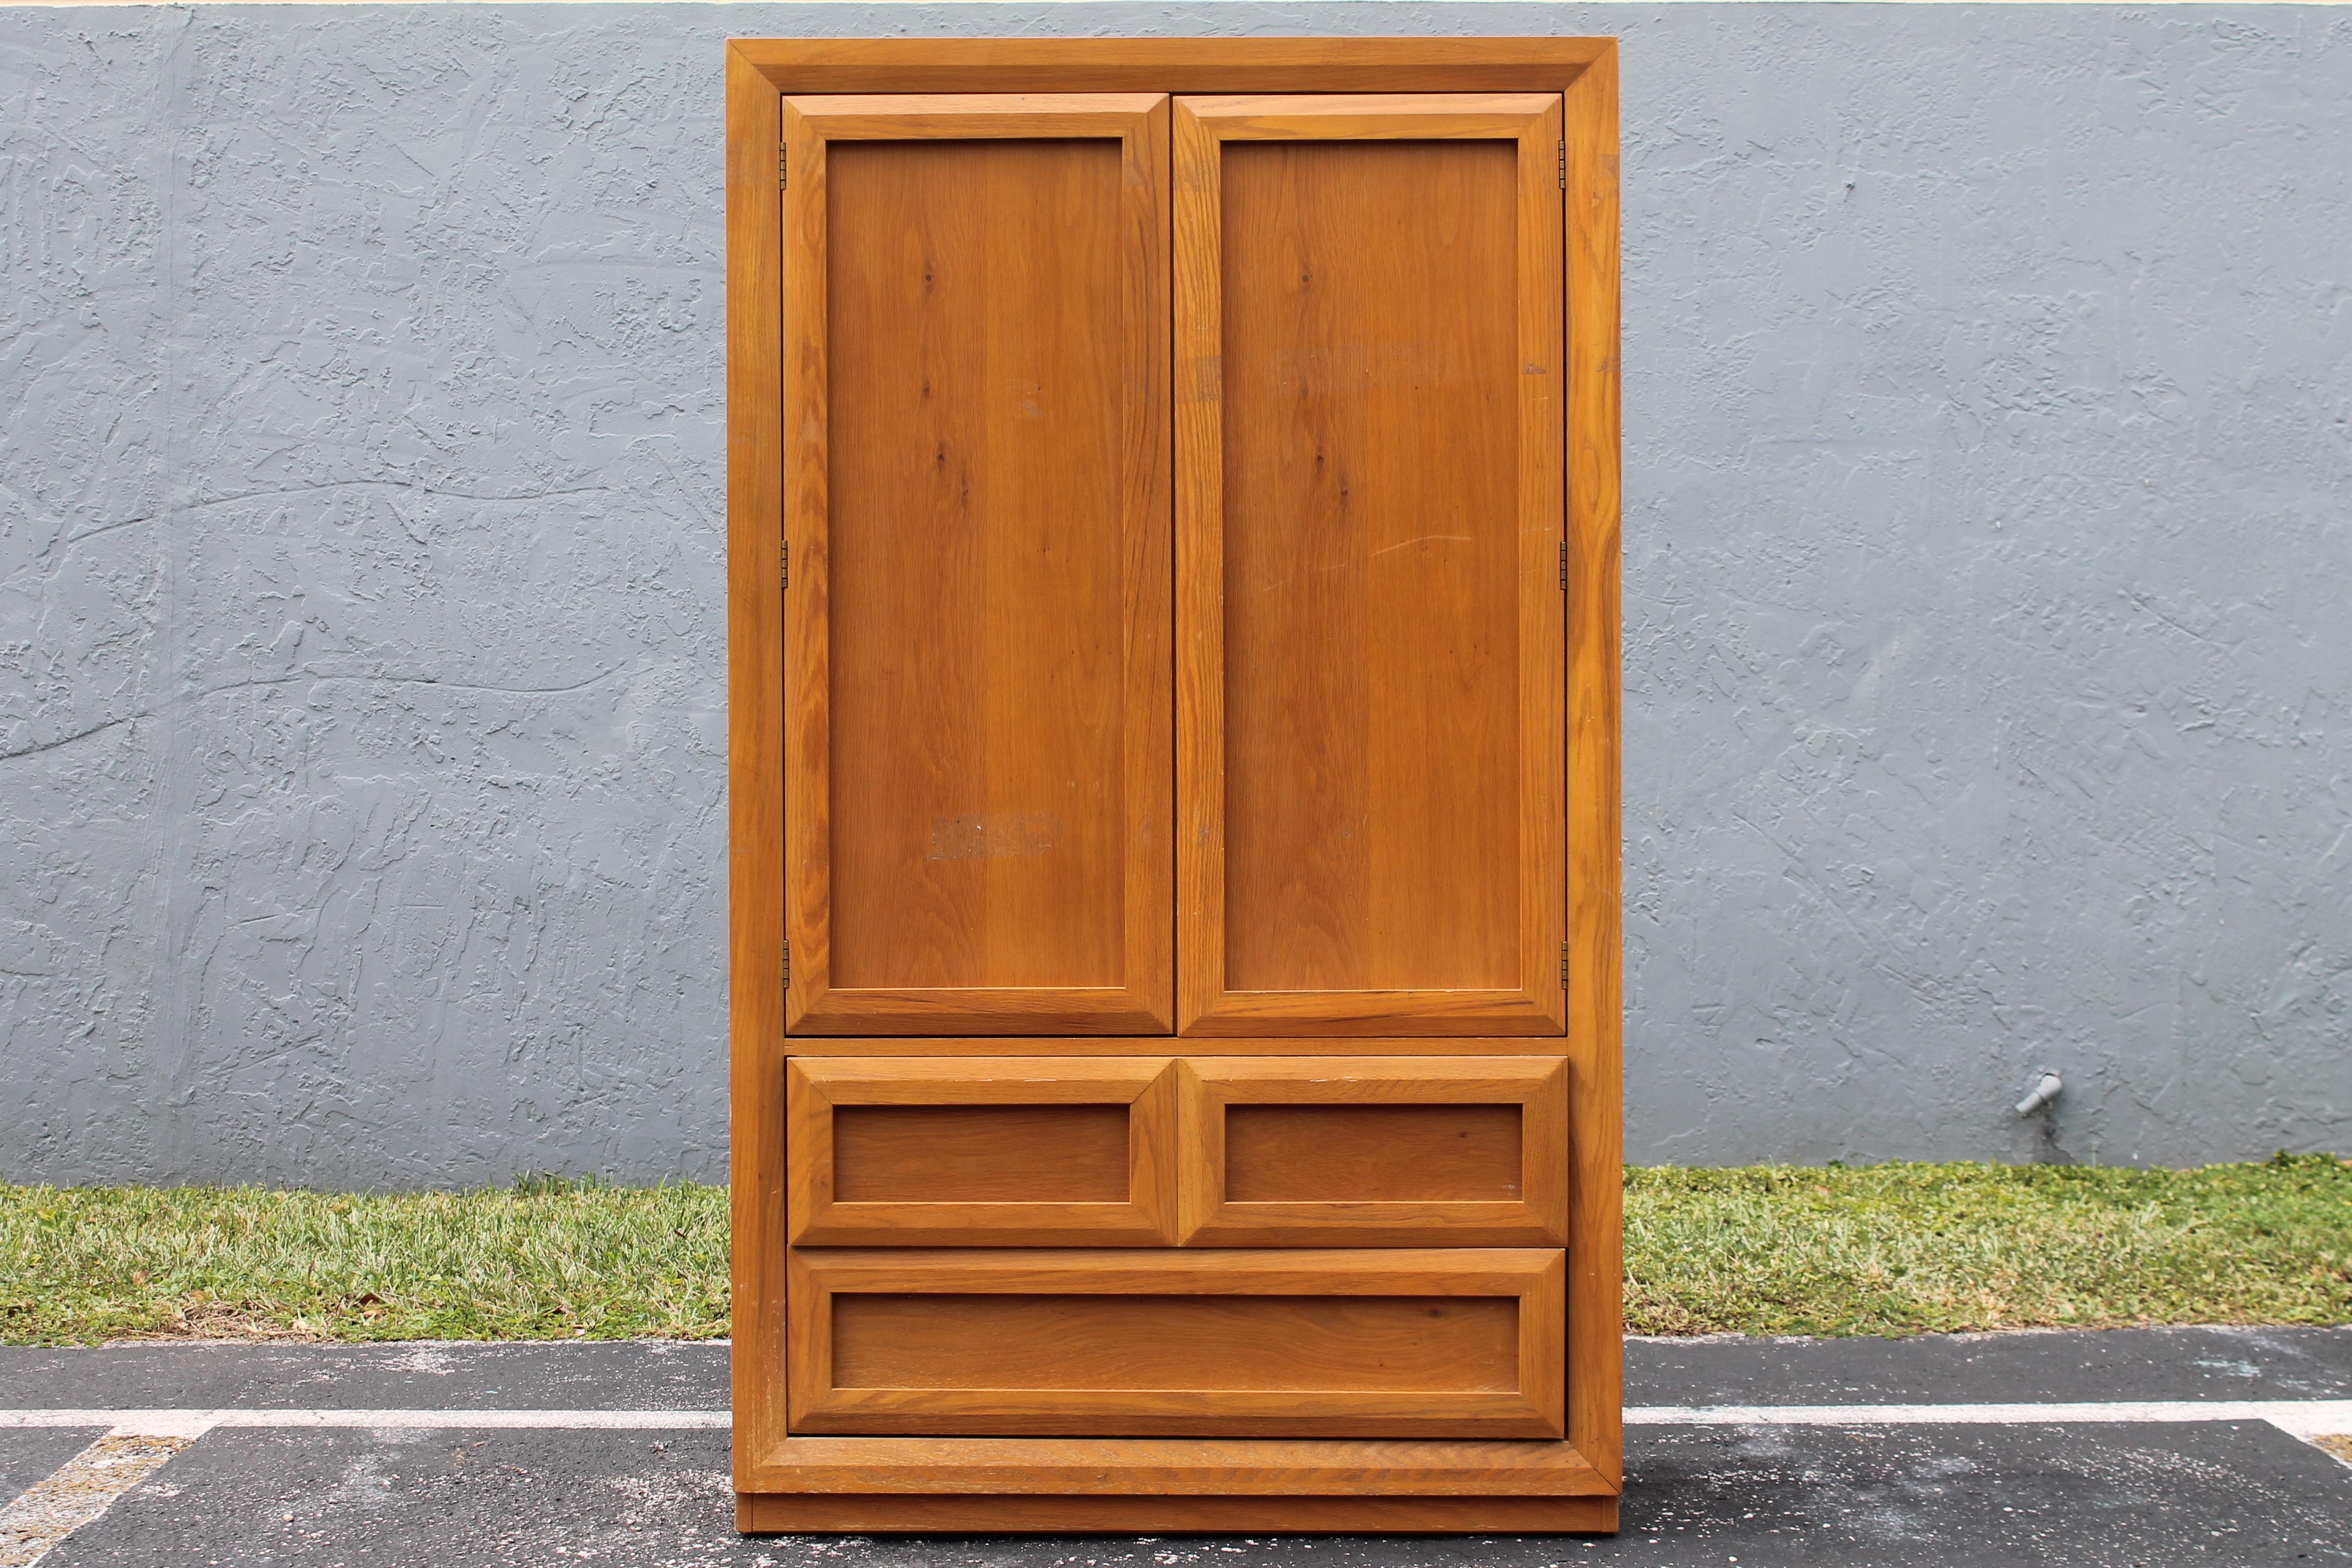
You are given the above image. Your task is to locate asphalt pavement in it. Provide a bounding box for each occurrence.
[0,1327,2345,1567]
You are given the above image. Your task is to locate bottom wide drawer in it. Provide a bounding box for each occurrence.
[786,1248,1565,1439]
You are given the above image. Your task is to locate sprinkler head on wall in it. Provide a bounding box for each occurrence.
[2015,1072,2064,1117]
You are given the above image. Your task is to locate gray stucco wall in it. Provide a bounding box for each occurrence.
[1,2,2345,1186]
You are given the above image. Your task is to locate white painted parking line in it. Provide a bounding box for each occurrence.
[0,1401,2346,1438]
[0,1435,188,1568]
[1628,1399,2352,1437]
[0,1409,732,1438]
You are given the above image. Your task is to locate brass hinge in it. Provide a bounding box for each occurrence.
[779,144,788,189]
[780,541,789,590]
[1561,940,1571,990]
[1559,541,1569,590]
[1558,141,1567,190]
[781,939,791,990]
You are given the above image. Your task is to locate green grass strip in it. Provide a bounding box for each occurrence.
[0,1177,728,1346]
[1625,1155,2352,1336]
[1,1157,2344,1346]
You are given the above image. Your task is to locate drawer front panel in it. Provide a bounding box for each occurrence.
[787,1249,1565,1439]
[788,1059,1180,1245]
[791,1055,1567,1246]
[1179,1058,1568,1245]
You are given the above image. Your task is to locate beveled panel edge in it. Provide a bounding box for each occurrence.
[786,1057,1184,1246]
[745,1434,1614,1497]
[779,1038,1572,1056]
[786,1395,1561,1442]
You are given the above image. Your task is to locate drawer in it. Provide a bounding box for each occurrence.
[787,1059,1180,1246]
[786,1248,1565,1439]
[787,1055,1566,1245]
[1177,1058,1567,1245]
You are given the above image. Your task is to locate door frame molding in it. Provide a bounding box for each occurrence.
[726,36,1621,1532]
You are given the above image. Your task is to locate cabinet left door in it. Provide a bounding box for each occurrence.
[780,95,1173,1034]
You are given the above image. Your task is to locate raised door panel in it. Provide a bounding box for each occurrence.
[1173,95,1567,1036]
[787,1057,1180,1245]
[1177,1057,1567,1245]
[786,1249,1565,1439]
[783,95,1173,1034]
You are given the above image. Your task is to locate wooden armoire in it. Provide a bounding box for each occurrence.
[725,37,1621,1534]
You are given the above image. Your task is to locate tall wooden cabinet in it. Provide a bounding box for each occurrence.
[727,38,1621,1534]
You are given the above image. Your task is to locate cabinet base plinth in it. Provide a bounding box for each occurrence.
[737,1493,1619,1534]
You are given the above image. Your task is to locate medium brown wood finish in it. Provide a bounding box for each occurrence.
[791,1054,1561,1248]
[781,95,1172,1035]
[787,1249,1564,1439]
[744,1434,1610,1496]
[1222,1106,1522,1200]
[725,41,791,1488]
[728,38,1621,1536]
[740,1493,1620,1533]
[729,36,1613,94]
[1174,95,1567,1036]
[832,1106,1130,1201]
[1178,1057,1568,1245]
[777,1035,1570,1057]
[787,1058,1180,1245]
[1562,45,1627,1489]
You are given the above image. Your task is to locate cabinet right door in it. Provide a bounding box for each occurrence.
[1175,95,1569,1037]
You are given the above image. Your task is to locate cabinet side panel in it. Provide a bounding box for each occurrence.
[726,45,789,1483]
[1562,42,1625,1487]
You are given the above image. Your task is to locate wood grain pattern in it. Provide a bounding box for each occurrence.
[782,94,1172,1035]
[1221,1105,1522,1202]
[745,1434,1611,1496]
[728,37,1614,95]
[832,1106,1131,1202]
[1178,1057,1568,1245]
[787,1248,1565,1439]
[832,1293,1518,1390]
[729,41,1624,1531]
[787,1058,1180,1245]
[1561,43,1626,1492]
[739,1491,1620,1533]
[777,1035,1569,1057]
[1174,94,1566,1036]
[723,41,790,1494]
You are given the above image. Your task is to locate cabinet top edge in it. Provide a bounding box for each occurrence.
[726,37,1616,95]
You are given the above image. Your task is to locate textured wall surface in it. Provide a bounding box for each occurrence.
[1,3,2346,1185]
